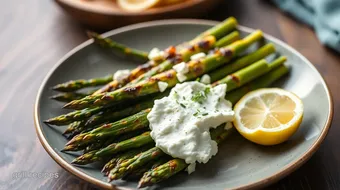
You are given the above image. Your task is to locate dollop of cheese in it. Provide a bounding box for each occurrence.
[173,62,189,74]
[190,52,206,60]
[113,69,130,83]
[173,62,189,83]
[147,81,234,173]
[148,48,165,61]
[200,74,211,84]
[157,81,168,92]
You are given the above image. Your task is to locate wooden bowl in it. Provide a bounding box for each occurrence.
[54,0,222,30]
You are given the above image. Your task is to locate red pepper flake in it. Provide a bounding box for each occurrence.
[165,46,176,59]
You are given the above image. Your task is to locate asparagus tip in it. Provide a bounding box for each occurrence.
[61,144,77,152]
[137,180,150,189]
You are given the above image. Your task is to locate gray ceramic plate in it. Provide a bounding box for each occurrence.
[34,20,333,190]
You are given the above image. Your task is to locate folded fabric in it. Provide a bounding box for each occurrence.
[272,0,340,53]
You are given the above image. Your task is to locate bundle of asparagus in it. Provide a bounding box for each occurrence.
[46,17,290,188]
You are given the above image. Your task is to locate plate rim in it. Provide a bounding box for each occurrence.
[34,19,334,190]
[55,0,210,16]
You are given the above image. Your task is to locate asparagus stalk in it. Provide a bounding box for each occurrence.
[209,43,276,82]
[52,75,113,92]
[64,109,151,150]
[123,157,170,181]
[213,56,287,92]
[94,17,238,94]
[101,149,141,175]
[95,132,154,157]
[102,146,152,175]
[128,35,217,85]
[87,31,149,62]
[214,31,240,48]
[225,65,289,104]
[108,147,165,181]
[71,131,153,165]
[50,90,96,103]
[138,124,234,188]
[128,31,240,86]
[84,129,147,153]
[83,99,154,128]
[65,31,263,110]
[194,17,237,40]
[62,121,84,136]
[44,107,103,126]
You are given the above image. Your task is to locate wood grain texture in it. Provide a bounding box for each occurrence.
[0,0,339,189]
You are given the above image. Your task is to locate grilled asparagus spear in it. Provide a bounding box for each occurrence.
[65,31,263,110]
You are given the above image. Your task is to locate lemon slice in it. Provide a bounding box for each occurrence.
[117,0,161,12]
[233,88,304,146]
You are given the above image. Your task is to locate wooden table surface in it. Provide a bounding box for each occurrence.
[0,0,339,189]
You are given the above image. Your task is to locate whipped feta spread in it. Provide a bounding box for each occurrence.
[147,81,234,173]
[113,69,130,83]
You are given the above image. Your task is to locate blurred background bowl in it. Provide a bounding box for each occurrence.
[55,0,223,30]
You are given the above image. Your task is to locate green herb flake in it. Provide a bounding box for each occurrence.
[180,103,186,108]
[174,91,179,99]
[202,113,208,116]
[204,87,211,96]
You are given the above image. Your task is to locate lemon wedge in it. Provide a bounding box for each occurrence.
[233,88,304,146]
[117,0,161,12]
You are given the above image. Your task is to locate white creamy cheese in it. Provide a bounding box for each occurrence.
[176,73,187,82]
[200,74,211,84]
[113,69,130,83]
[147,81,234,173]
[148,48,165,61]
[173,62,189,74]
[174,62,189,82]
[157,81,168,92]
[190,52,206,61]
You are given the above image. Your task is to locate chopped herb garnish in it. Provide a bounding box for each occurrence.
[173,91,179,99]
[176,100,186,108]
[193,112,199,116]
[191,91,205,104]
[204,87,211,95]
[191,87,211,104]
[202,113,208,116]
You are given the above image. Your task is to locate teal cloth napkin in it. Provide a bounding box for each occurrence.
[272,0,340,52]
